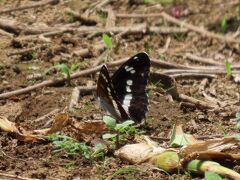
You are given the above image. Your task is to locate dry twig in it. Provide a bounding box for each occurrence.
[8,44,48,56]
[0,0,59,14]
[171,73,216,79]
[185,53,223,66]
[16,24,188,41]
[117,12,240,44]
[179,94,217,110]
[33,109,60,122]
[0,172,39,180]
[0,55,236,99]
[163,69,239,75]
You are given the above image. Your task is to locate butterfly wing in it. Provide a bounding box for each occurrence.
[111,52,150,122]
[96,65,130,121]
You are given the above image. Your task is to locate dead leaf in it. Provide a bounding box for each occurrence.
[33,113,71,135]
[115,136,166,164]
[170,124,200,147]
[180,137,240,157]
[71,119,107,134]
[0,116,42,141]
[0,113,71,142]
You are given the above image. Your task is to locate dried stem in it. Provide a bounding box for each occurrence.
[0,0,59,14]
[117,12,240,44]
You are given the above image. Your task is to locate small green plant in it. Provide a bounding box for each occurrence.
[224,60,232,77]
[235,112,240,129]
[144,42,151,54]
[91,143,105,159]
[31,51,38,59]
[108,166,139,180]
[205,171,222,180]
[102,34,113,50]
[220,16,227,33]
[64,12,75,23]
[173,32,187,41]
[158,54,166,61]
[237,1,240,17]
[102,116,139,147]
[44,133,104,160]
[47,63,80,85]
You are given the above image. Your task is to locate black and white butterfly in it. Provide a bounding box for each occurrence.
[96,52,150,123]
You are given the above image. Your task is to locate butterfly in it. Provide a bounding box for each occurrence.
[96,52,150,123]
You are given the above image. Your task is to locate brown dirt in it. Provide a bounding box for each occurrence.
[0,0,240,179]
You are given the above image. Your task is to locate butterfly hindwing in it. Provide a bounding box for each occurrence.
[111,52,150,122]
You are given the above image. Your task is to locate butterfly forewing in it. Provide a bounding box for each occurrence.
[111,52,150,122]
[97,65,130,121]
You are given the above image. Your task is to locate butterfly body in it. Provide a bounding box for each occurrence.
[97,52,150,123]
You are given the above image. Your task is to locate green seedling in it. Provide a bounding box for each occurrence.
[173,32,187,41]
[91,143,105,159]
[158,54,167,61]
[233,134,240,140]
[44,133,91,159]
[47,63,80,85]
[220,17,227,33]
[237,1,240,17]
[31,51,38,59]
[102,33,112,50]
[44,133,105,160]
[64,11,75,23]
[144,42,151,54]
[224,60,232,77]
[102,116,139,148]
[235,112,240,129]
[205,171,222,180]
[102,33,113,61]
[108,167,139,180]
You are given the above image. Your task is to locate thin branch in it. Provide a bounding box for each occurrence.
[116,12,240,44]
[16,24,188,41]
[179,94,217,110]
[0,0,59,14]
[0,28,13,38]
[0,172,39,180]
[33,109,60,122]
[171,73,216,79]
[185,53,223,66]
[8,44,48,56]
[0,56,236,99]
[163,69,239,75]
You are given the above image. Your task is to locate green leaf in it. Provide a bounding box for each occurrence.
[53,63,71,79]
[237,3,240,17]
[102,33,112,50]
[70,64,79,72]
[205,171,222,180]
[233,134,240,140]
[236,112,240,129]
[115,120,134,131]
[102,133,117,139]
[103,116,116,130]
[224,60,232,77]
[220,17,227,33]
[108,167,139,180]
[169,124,197,147]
